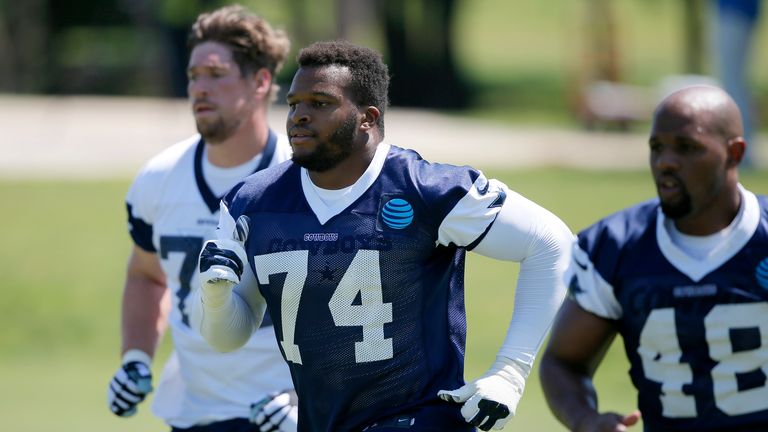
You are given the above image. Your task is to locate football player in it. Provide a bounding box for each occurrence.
[540,85,768,431]
[107,5,297,431]
[194,40,574,431]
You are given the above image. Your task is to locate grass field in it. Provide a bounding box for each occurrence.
[2,169,766,431]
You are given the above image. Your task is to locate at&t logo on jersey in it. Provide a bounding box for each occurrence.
[379,197,414,230]
[756,257,768,289]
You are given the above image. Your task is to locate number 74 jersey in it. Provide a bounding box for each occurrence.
[221,144,507,431]
[570,187,768,431]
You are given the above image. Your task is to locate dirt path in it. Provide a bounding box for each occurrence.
[1,95,763,179]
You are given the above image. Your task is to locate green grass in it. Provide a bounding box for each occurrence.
[2,169,768,430]
[0,180,168,431]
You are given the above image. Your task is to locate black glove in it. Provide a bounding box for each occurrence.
[107,360,153,417]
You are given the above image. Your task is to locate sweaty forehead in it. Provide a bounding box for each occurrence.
[652,87,734,135]
[292,65,351,92]
[652,103,715,137]
[314,64,352,83]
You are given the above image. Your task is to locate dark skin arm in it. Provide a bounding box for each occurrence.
[539,298,641,432]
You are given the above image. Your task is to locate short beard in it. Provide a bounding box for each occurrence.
[660,189,693,219]
[292,114,357,172]
[196,116,240,144]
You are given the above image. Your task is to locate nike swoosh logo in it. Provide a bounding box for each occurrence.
[574,258,588,271]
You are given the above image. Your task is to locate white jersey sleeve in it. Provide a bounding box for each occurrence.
[436,175,507,248]
[570,243,623,319]
[125,135,197,252]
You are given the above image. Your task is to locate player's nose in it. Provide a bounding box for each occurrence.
[651,146,680,172]
[288,103,310,125]
[188,78,209,99]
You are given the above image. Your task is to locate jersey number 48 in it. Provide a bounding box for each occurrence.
[639,303,768,417]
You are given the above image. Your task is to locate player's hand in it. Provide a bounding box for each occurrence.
[198,215,250,306]
[575,411,641,432]
[250,390,298,432]
[107,360,153,417]
[438,356,525,431]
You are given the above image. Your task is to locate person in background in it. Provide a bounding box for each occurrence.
[107,5,297,431]
[540,85,768,431]
[712,0,760,167]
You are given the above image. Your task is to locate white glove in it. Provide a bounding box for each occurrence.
[107,350,153,417]
[438,356,527,431]
[250,390,299,432]
[198,215,250,308]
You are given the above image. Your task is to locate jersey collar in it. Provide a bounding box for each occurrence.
[656,184,760,282]
[301,143,391,225]
[194,129,278,213]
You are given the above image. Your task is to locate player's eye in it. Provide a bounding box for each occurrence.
[676,141,695,154]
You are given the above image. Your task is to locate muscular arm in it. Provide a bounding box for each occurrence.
[121,245,170,359]
[539,298,620,431]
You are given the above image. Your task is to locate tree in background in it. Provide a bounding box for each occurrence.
[289,0,469,109]
[0,0,49,92]
[379,0,469,108]
[0,0,470,108]
[683,0,707,74]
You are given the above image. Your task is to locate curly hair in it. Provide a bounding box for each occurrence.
[188,4,290,97]
[297,40,390,133]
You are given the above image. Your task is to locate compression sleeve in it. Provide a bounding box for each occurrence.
[190,203,267,352]
[191,259,266,352]
[471,187,574,373]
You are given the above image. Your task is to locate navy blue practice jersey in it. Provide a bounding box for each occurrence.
[571,188,768,431]
[221,144,506,432]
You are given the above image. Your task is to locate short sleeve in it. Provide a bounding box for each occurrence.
[569,242,623,319]
[125,165,160,253]
[436,172,506,249]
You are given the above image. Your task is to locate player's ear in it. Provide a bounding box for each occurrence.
[725,137,746,167]
[360,106,380,131]
[251,68,272,98]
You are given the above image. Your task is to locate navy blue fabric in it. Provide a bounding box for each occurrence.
[573,196,768,431]
[126,203,156,252]
[222,146,489,432]
[360,399,474,431]
[199,242,244,275]
[718,0,760,20]
[171,418,256,432]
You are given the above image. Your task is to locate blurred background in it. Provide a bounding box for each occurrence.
[3,0,768,129]
[2,0,768,431]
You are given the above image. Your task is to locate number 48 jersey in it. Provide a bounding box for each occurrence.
[222,143,507,431]
[571,186,768,431]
